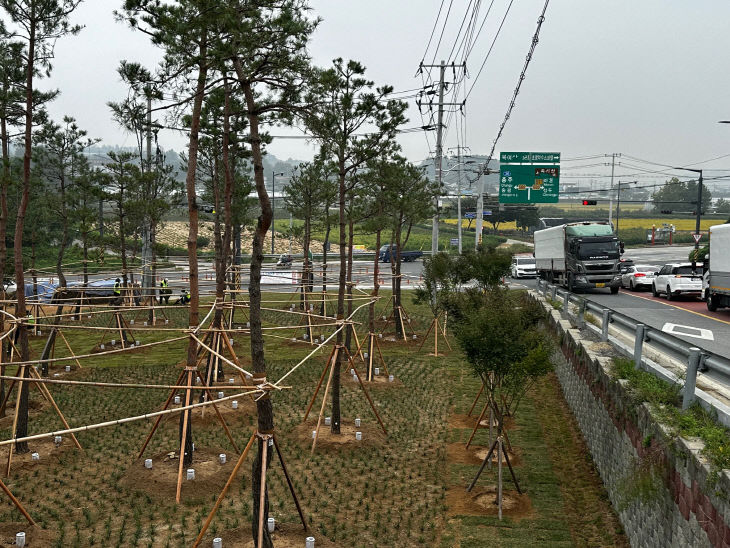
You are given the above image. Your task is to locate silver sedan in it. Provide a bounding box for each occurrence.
[620,265,659,291]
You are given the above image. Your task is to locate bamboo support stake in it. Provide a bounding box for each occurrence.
[0,380,16,417]
[503,439,522,494]
[138,368,187,459]
[273,434,307,531]
[58,329,82,369]
[195,371,240,454]
[467,383,484,416]
[28,367,83,451]
[418,318,436,352]
[346,349,387,435]
[466,400,489,449]
[312,348,336,454]
[0,476,35,525]
[175,368,194,503]
[466,437,498,492]
[257,436,269,548]
[192,432,256,548]
[303,346,335,422]
[6,365,25,476]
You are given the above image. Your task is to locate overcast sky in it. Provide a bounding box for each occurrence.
[42,1,730,186]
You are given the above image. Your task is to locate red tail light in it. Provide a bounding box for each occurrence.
[633,273,645,278]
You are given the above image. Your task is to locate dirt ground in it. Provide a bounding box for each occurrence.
[158,221,341,255]
[121,447,238,502]
[292,418,387,450]
[0,523,55,547]
[199,522,338,548]
[446,486,533,519]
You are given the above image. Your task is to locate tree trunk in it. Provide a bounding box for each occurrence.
[240,76,274,548]
[179,34,208,467]
[368,227,381,381]
[344,213,354,351]
[56,178,68,288]
[0,103,9,413]
[331,162,347,435]
[394,221,403,337]
[13,20,36,454]
[320,219,331,316]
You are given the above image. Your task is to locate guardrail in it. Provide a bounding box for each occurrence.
[535,278,730,417]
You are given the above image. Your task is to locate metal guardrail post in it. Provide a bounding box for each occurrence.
[550,285,557,301]
[633,323,646,370]
[542,281,549,297]
[562,292,569,319]
[683,348,701,410]
[601,309,611,342]
[577,299,586,328]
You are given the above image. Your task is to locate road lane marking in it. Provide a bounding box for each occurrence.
[662,323,714,340]
[619,292,730,326]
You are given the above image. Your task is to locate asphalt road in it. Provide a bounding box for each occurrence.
[51,258,426,294]
[511,245,730,378]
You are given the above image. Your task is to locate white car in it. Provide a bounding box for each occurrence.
[621,265,659,291]
[652,263,704,300]
[511,256,537,278]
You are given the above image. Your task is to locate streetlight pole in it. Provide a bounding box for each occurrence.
[672,166,704,270]
[271,171,284,254]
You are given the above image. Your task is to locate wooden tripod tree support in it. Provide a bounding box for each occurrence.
[418,312,452,357]
[379,304,416,342]
[355,332,390,382]
[192,431,307,548]
[137,365,242,463]
[4,361,84,477]
[96,309,136,350]
[466,435,521,521]
[304,344,387,454]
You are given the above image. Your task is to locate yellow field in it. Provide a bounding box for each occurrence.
[444,218,722,231]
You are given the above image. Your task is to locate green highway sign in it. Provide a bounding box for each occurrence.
[500,151,560,163]
[499,164,560,203]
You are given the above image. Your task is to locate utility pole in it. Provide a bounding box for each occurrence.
[433,61,445,256]
[475,172,484,250]
[607,153,619,225]
[447,145,471,254]
[417,61,465,258]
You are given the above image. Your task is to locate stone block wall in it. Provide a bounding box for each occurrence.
[531,291,730,548]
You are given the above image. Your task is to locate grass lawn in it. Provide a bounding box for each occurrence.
[0,290,625,547]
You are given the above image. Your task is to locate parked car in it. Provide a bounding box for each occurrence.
[652,263,704,300]
[620,264,659,291]
[510,256,537,278]
[378,245,423,263]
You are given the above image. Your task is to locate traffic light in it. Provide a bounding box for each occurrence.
[660,209,673,214]
[582,200,597,206]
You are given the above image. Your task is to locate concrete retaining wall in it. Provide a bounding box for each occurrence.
[532,291,730,548]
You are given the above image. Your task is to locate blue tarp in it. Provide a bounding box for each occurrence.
[25,278,119,303]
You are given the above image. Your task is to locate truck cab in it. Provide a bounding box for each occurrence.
[534,222,623,294]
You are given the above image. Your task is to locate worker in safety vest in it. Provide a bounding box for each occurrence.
[113,278,122,305]
[159,278,171,304]
[26,313,34,325]
[176,289,191,305]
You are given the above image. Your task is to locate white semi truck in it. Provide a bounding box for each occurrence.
[705,223,730,312]
[534,221,623,294]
